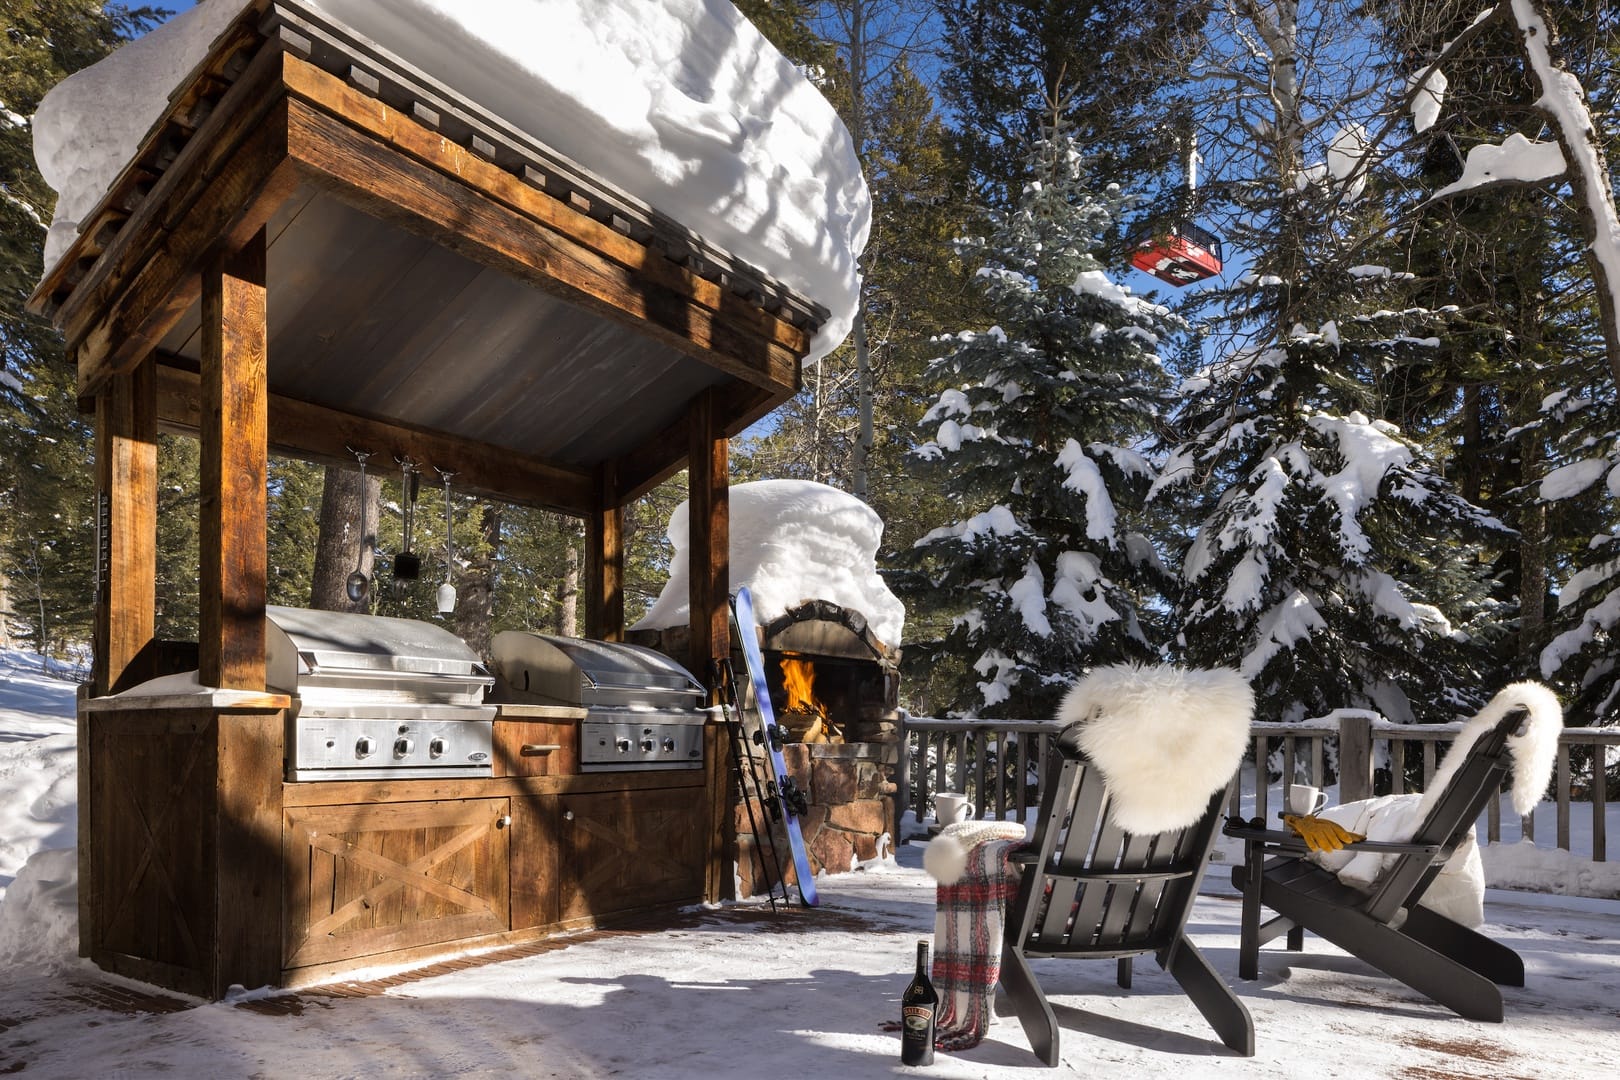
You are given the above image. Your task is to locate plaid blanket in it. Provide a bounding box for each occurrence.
[930,823,1027,1051]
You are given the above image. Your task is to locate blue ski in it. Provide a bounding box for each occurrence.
[730,587,819,906]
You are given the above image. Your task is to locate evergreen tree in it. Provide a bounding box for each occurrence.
[901,133,1181,719]
[266,457,324,610]
[932,0,1209,208]
[1,2,160,661]
[155,435,200,640]
[1154,314,1511,724]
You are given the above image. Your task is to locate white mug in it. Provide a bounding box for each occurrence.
[935,792,976,825]
[1288,783,1328,816]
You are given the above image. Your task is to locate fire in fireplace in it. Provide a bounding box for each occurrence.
[776,655,842,743]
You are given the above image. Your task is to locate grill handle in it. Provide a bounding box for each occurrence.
[298,656,494,688]
[521,743,563,755]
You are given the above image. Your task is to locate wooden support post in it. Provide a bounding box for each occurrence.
[1338,711,1375,803]
[586,463,624,641]
[92,354,158,697]
[199,229,269,691]
[687,388,730,902]
[686,388,729,681]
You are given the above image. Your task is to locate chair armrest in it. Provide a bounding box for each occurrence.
[1221,820,1442,857]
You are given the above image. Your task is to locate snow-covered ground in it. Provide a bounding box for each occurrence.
[3,653,1618,1078]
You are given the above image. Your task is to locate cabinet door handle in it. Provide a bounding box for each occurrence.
[563,809,575,821]
[521,743,563,755]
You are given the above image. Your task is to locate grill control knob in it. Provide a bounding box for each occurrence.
[355,736,378,758]
[640,738,655,753]
[616,737,632,753]
[661,737,676,753]
[394,737,414,758]
[429,737,447,758]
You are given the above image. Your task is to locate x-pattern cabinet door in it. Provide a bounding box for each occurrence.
[283,797,511,969]
[554,787,704,922]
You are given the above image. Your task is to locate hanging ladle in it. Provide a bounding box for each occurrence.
[392,457,420,597]
[436,468,457,615]
[346,449,372,603]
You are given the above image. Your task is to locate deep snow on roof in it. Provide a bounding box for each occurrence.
[33,0,869,364]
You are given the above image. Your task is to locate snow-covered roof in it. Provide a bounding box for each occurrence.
[631,479,906,645]
[32,0,869,365]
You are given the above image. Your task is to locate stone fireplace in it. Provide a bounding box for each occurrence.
[631,597,901,899]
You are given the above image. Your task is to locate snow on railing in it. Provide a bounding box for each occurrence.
[898,711,1618,867]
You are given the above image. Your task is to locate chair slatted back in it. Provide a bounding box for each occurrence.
[1362,708,1524,924]
[1018,740,1227,959]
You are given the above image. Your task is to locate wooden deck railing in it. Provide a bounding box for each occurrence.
[896,710,1618,862]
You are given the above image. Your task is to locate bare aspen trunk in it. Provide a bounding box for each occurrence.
[1511,0,1620,386]
[310,465,378,613]
[1519,425,1548,667]
[457,505,501,657]
[558,537,580,637]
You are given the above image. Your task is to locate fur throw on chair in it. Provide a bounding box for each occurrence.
[1058,663,1254,836]
[1419,680,1562,820]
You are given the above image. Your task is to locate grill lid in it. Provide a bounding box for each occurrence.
[491,631,704,709]
[266,605,493,709]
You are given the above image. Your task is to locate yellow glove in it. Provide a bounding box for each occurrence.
[1282,813,1366,853]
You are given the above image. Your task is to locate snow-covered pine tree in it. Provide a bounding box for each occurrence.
[1153,257,1513,725]
[1537,381,1620,726]
[901,133,1181,719]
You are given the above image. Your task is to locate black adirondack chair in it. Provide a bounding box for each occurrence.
[1000,728,1255,1065]
[1227,706,1533,1022]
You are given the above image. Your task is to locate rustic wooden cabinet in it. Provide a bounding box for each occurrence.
[282,797,512,969]
[554,786,707,922]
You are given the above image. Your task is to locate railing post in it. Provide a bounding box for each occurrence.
[1557,743,1571,852]
[1338,711,1374,803]
[896,710,911,841]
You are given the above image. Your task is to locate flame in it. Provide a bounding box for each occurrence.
[779,657,827,718]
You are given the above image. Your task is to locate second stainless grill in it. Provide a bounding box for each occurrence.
[491,631,707,771]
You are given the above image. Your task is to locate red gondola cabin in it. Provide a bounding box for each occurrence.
[1130,220,1224,286]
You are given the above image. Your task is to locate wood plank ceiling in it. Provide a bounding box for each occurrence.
[155,184,729,469]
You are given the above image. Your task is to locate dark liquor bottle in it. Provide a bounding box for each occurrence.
[899,939,938,1066]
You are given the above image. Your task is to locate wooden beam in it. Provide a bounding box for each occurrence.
[152,359,596,515]
[616,381,786,502]
[686,389,729,683]
[278,57,810,363]
[585,463,625,641]
[61,52,299,399]
[91,355,158,697]
[199,231,268,691]
[72,125,298,400]
[282,94,802,398]
[29,17,273,319]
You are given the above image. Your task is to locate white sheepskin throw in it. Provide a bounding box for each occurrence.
[924,820,1028,886]
[1311,681,1563,928]
[1418,680,1562,820]
[1058,663,1254,836]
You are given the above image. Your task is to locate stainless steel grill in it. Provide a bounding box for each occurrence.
[491,632,706,771]
[268,605,496,781]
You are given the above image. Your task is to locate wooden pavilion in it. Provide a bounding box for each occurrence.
[28,1,828,997]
